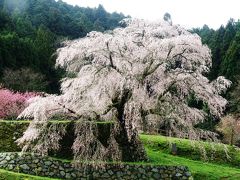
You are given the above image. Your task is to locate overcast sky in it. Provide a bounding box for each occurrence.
[62,0,240,29]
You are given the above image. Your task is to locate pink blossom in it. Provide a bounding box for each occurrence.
[0,89,38,119]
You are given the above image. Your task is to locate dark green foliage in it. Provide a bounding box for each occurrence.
[192,19,240,117]
[0,0,125,93]
[0,121,29,152]
[187,94,218,132]
[94,122,112,148]
[2,0,125,38]
[2,68,48,92]
[192,19,238,81]
[0,33,35,71]
[220,32,240,80]
[0,120,74,159]
[187,93,203,110]
[50,121,74,160]
[0,10,13,31]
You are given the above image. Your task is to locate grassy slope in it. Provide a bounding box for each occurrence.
[140,134,240,179]
[140,134,240,167]
[0,169,59,180]
[146,147,240,180]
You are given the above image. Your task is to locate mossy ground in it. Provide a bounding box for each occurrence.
[0,121,29,152]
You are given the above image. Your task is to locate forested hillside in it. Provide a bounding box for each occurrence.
[0,0,126,93]
[192,19,240,116]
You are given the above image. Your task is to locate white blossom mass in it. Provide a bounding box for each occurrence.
[17,18,231,162]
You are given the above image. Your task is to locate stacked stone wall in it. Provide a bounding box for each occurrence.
[0,152,192,179]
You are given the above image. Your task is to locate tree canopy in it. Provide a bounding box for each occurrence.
[17,19,230,163]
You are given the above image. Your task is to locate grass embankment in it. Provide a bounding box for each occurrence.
[140,134,240,179]
[0,169,59,180]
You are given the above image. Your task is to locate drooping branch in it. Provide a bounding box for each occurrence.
[167,45,174,59]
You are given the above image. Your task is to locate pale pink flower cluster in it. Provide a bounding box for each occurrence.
[0,89,38,119]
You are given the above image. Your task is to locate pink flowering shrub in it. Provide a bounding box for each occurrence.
[0,89,39,119]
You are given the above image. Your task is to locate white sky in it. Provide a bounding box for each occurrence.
[62,0,240,29]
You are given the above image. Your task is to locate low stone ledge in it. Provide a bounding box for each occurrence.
[0,152,192,179]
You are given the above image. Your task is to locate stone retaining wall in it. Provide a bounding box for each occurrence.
[0,152,192,179]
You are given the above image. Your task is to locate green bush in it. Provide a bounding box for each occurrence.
[0,121,29,152]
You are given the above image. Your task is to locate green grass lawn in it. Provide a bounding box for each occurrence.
[140,134,240,167]
[0,169,59,180]
[140,134,240,180]
[146,147,240,180]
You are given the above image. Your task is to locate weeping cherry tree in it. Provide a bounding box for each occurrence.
[17,18,231,163]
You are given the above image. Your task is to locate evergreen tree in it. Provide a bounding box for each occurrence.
[0,0,126,93]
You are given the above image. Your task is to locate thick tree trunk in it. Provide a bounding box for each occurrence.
[113,122,147,162]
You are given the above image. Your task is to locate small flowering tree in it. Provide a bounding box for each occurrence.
[217,115,240,146]
[0,89,38,119]
[17,19,231,162]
